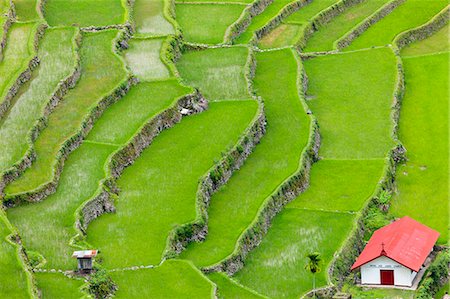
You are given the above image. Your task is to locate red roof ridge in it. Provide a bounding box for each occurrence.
[351,216,439,272]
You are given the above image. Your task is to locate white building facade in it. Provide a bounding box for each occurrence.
[360,256,417,287]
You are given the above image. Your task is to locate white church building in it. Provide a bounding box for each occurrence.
[351,216,439,287]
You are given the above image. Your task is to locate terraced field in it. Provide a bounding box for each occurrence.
[0,0,448,298]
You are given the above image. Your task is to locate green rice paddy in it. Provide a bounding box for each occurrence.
[5,30,127,195]
[345,0,449,50]
[110,260,215,298]
[0,212,30,299]
[176,3,245,44]
[235,0,294,44]
[179,49,310,267]
[133,0,174,36]
[44,0,126,27]
[86,101,257,268]
[391,53,449,244]
[123,38,170,81]
[0,23,36,105]
[35,273,84,299]
[0,0,448,297]
[0,27,77,173]
[177,46,251,101]
[303,0,391,52]
[258,0,340,49]
[7,80,192,269]
[12,0,40,21]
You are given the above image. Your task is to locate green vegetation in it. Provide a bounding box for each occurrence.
[287,159,385,212]
[305,48,396,158]
[401,23,450,56]
[234,48,396,297]
[342,284,414,299]
[0,212,30,299]
[176,3,245,44]
[35,272,84,299]
[124,38,170,81]
[235,0,294,44]
[179,49,310,267]
[235,209,354,298]
[110,260,215,298]
[390,52,448,244]
[86,101,257,268]
[7,81,191,269]
[133,0,174,36]
[12,0,40,21]
[87,80,190,145]
[177,46,251,101]
[0,23,36,104]
[303,0,391,52]
[208,272,266,299]
[44,0,126,27]
[0,27,77,172]
[345,0,448,50]
[258,0,340,48]
[5,30,127,195]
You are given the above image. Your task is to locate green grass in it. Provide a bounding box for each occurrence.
[86,101,257,269]
[208,272,266,299]
[133,0,174,36]
[258,0,340,49]
[87,80,191,145]
[176,3,245,44]
[179,49,310,267]
[44,0,126,27]
[342,284,414,299]
[7,80,192,270]
[11,0,40,21]
[0,23,35,104]
[35,272,84,299]
[258,23,304,49]
[284,0,340,24]
[177,47,250,101]
[390,53,449,244]
[287,159,385,212]
[233,48,396,297]
[177,0,253,3]
[235,0,294,44]
[124,38,170,81]
[304,48,396,159]
[345,0,449,50]
[0,213,30,299]
[436,282,450,299]
[5,30,127,196]
[0,28,77,173]
[110,260,215,298]
[303,0,391,52]
[401,23,450,56]
[234,209,354,298]
[8,142,116,269]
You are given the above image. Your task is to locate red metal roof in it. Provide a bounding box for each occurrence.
[72,250,98,259]
[351,216,439,272]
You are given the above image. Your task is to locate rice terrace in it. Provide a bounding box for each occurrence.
[0,0,448,298]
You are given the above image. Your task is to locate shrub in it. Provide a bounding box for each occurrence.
[86,268,117,299]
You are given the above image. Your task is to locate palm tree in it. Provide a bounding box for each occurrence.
[305,252,322,296]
